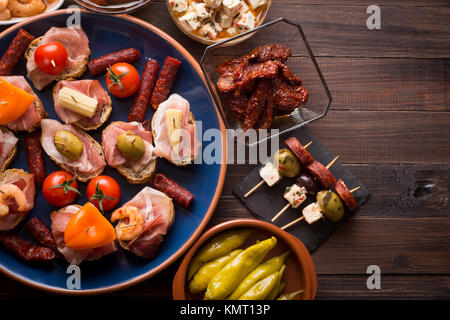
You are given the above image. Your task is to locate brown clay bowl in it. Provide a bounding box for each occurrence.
[172,219,317,300]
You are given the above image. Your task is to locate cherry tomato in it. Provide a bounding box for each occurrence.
[34,42,68,75]
[42,171,80,207]
[87,176,121,212]
[105,63,140,98]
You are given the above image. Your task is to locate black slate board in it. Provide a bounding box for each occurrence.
[232,127,371,253]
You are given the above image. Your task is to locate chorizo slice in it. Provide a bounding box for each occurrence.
[128,59,160,122]
[24,217,57,252]
[0,29,34,76]
[151,56,182,110]
[306,160,336,189]
[0,232,55,262]
[87,48,141,76]
[334,179,357,211]
[24,130,46,187]
[284,137,314,166]
[243,79,271,131]
[153,173,194,209]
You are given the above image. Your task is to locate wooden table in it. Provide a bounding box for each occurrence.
[1,0,449,299]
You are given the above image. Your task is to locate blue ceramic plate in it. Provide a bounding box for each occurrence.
[0,10,226,294]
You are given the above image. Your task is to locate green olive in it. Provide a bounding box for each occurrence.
[116,131,145,161]
[316,190,345,222]
[54,130,84,161]
[273,149,301,178]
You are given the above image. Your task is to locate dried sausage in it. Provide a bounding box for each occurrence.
[284,137,314,166]
[87,48,141,76]
[306,161,336,189]
[128,59,160,122]
[153,173,194,209]
[24,217,57,252]
[151,56,182,110]
[256,83,274,129]
[0,29,34,76]
[243,79,271,131]
[0,232,55,262]
[334,179,357,211]
[24,130,46,187]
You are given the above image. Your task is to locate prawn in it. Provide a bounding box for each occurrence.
[0,184,27,218]
[8,0,46,18]
[111,206,145,241]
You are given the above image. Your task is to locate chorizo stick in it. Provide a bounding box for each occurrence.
[0,232,55,262]
[0,29,34,76]
[24,130,46,187]
[24,217,57,252]
[334,179,357,212]
[284,137,314,166]
[306,161,336,189]
[243,79,271,131]
[151,56,182,110]
[87,48,141,76]
[153,173,194,209]
[128,59,160,122]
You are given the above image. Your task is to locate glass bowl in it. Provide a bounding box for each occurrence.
[166,0,272,46]
[73,0,152,14]
[200,18,333,146]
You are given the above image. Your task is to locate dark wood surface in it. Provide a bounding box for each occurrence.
[0,0,449,299]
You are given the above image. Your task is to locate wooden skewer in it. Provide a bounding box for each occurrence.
[244,141,313,198]
[325,155,339,170]
[350,186,360,193]
[271,203,290,222]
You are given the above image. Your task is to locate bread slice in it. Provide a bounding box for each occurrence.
[42,125,105,183]
[0,127,18,172]
[25,36,90,86]
[152,111,197,167]
[52,79,112,131]
[102,122,157,184]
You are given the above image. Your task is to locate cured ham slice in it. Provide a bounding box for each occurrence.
[40,119,106,178]
[152,94,199,166]
[53,80,108,127]
[51,205,117,265]
[0,76,44,132]
[116,187,174,259]
[102,121,155,172]
[0,170,35,231]
[26,27,90,90]
[0,129,18,170]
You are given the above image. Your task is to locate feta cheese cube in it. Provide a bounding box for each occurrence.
[248,0,266,10]
[179,12,201,32]
[216,10,233,29]
[259,162,281,187]
[169,0,189,14]
[226,27,238,36]
[302,202,323,224]
[234,11,256,33]
[283,184,307,208]
[222,0,242,17]
[204,0,222,9]
[195,3,214,21]
[198,21,220,39]
[239,1,249,15]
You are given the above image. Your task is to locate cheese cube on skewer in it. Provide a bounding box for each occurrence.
[259,162,281,187]
[283,184,307,209]
[302,202,323,224]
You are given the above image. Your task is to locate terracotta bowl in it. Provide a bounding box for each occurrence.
[173,219,317,300]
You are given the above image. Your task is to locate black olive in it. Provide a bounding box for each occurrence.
[296,172,322,195]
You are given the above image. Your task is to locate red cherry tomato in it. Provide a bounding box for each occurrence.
[42,171,80,207]
[105,63,140,98]
[34,42,68,75]
[87,176,121,212]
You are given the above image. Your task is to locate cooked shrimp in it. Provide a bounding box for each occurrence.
[8,0,46,18]
[0,184,27,218]
[111,206,145,241]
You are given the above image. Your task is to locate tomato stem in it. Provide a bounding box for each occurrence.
[107,66,128,91]
[50,175,80,195]
[89,181,116,213]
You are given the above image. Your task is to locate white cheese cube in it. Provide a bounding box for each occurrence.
[222,0,242,17]
[169,0,189,14]
[302,202,323,224]
[226,27,238,36]
[179,12,201,31]
[259,162,281,187]
[198,21,220,39]
[234,11,256,33]
[204,0,222,9]
[217,10,233,29]
[283,184,307,208]
[239,1,249,15]
[195,3,213,21]
[248,0,266,10]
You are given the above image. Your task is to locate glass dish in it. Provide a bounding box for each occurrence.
[200,18,332,147]
[73,0,152,14]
